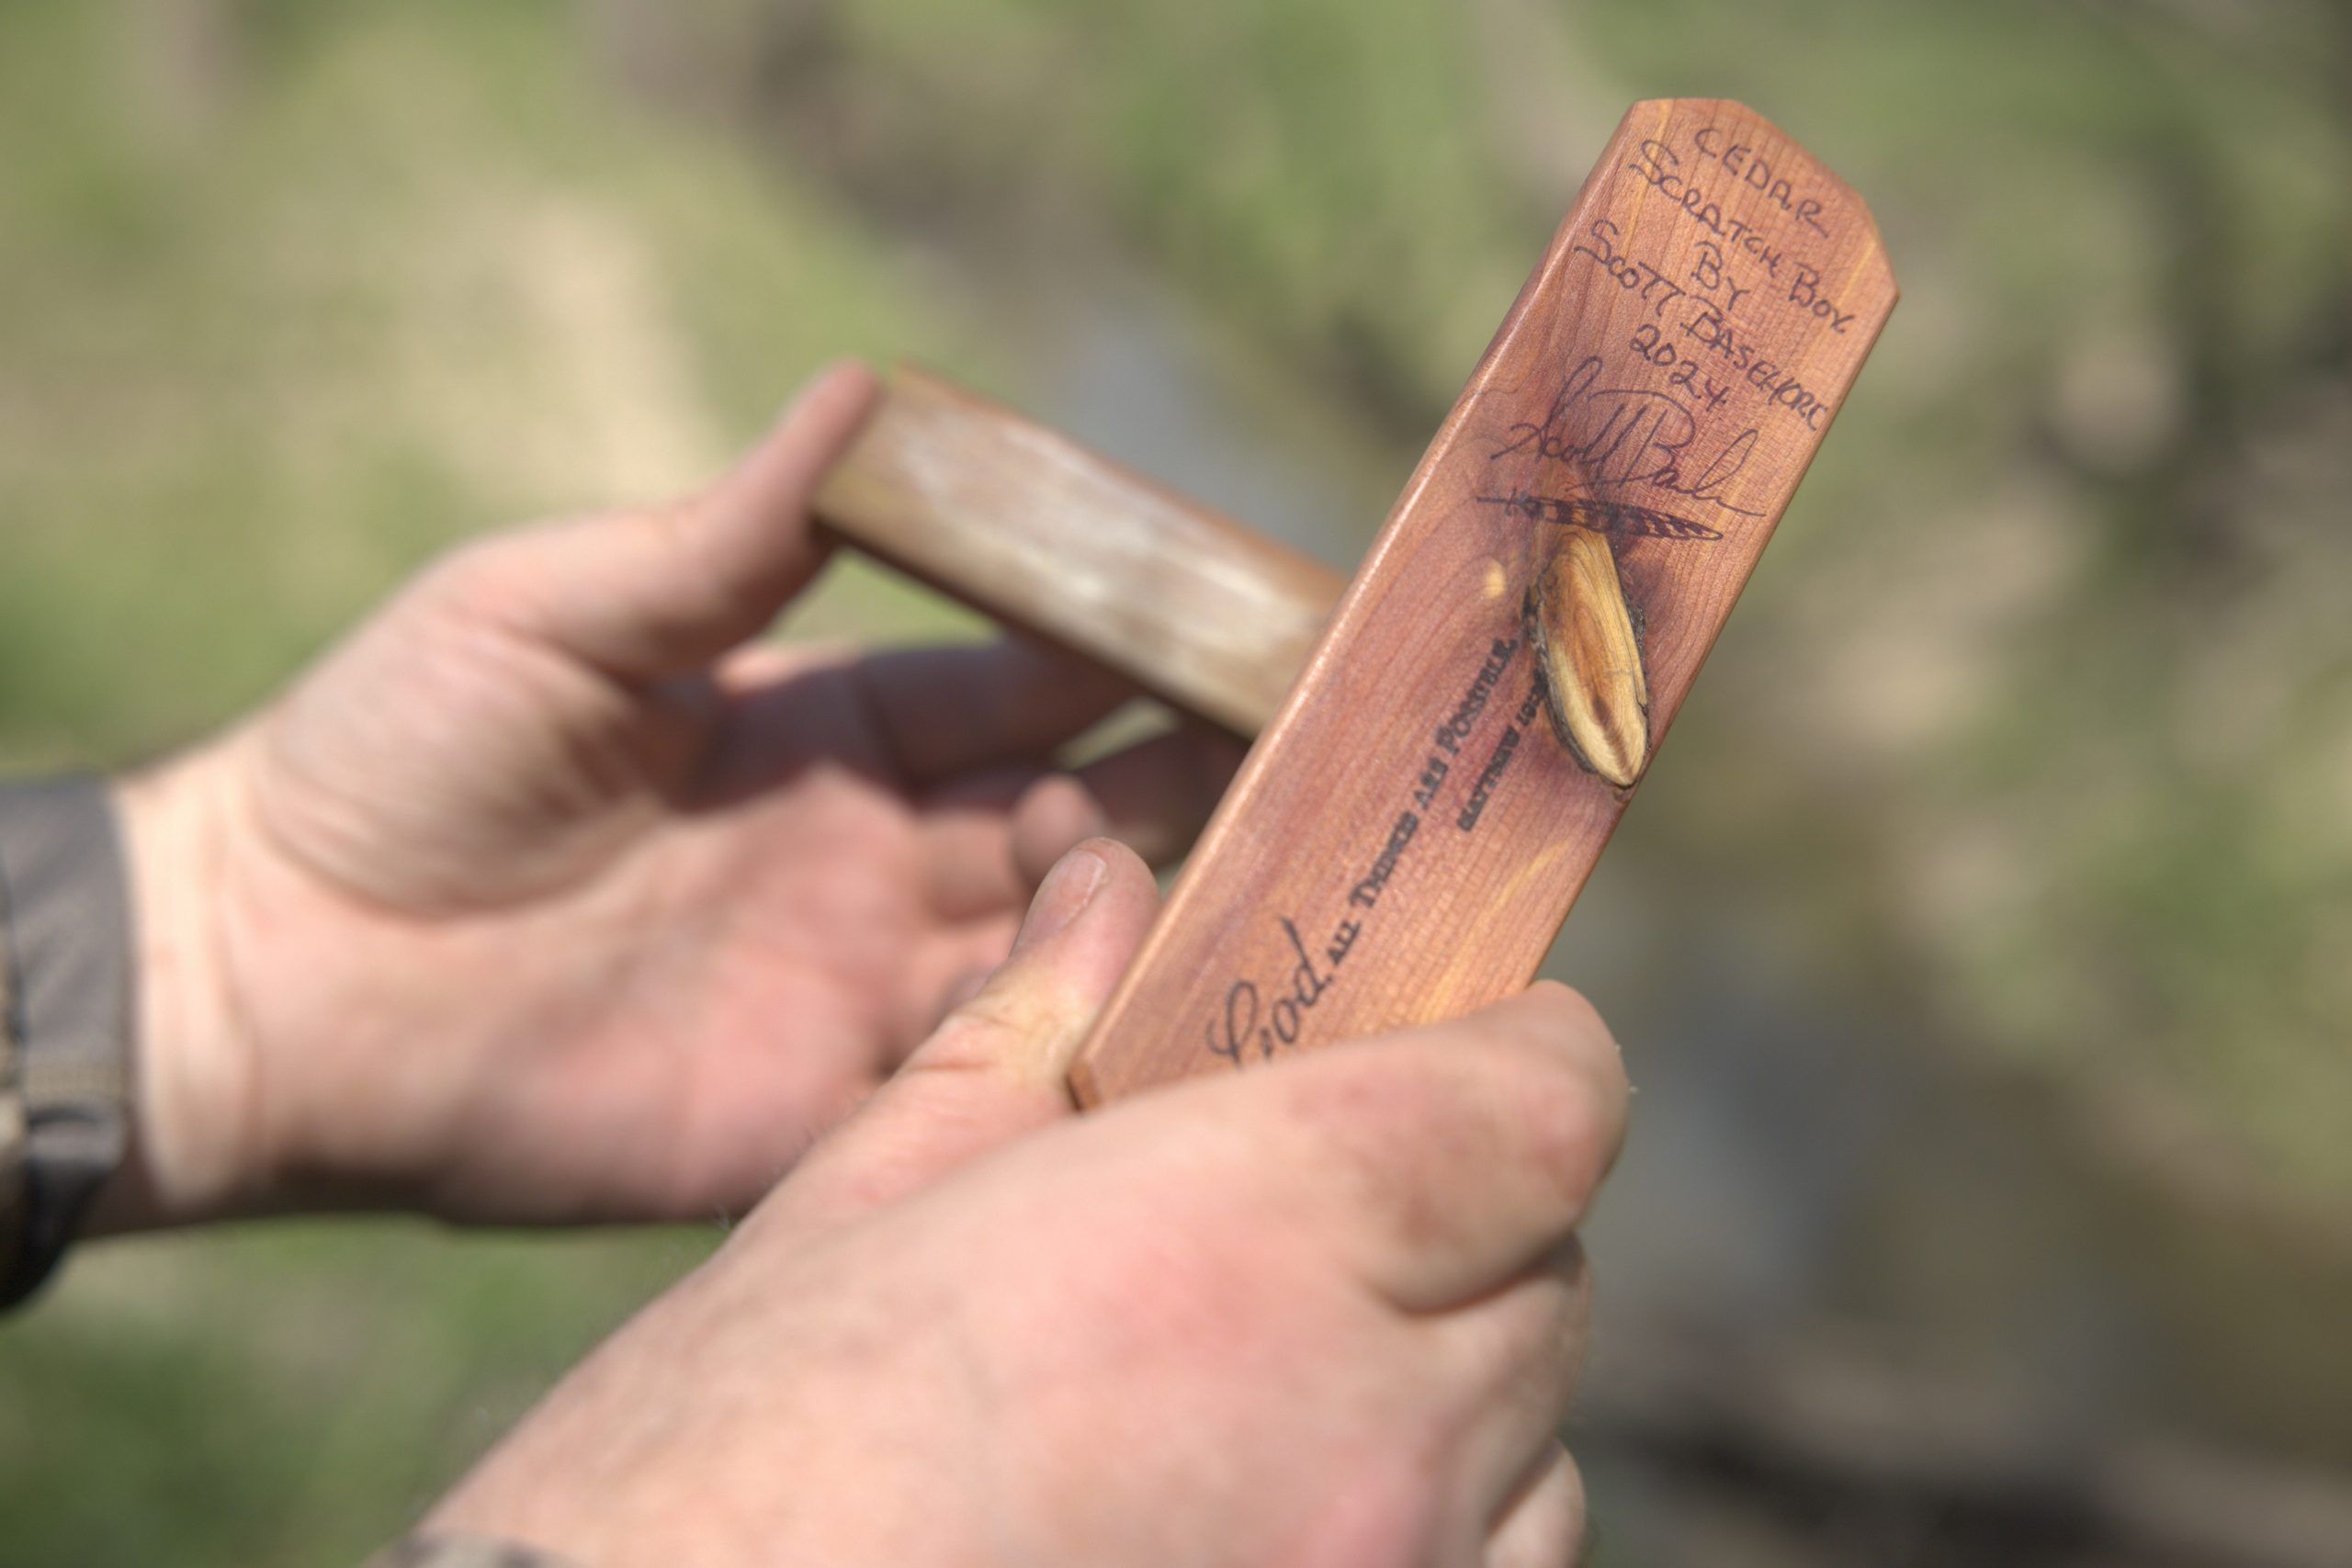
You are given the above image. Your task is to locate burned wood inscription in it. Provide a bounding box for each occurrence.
[1070,100,1897,1104]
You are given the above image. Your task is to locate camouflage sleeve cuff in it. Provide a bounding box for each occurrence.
[362,1534,585,1568]
[0,775,133,1311]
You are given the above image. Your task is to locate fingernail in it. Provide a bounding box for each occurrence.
[1013,845,1107,953]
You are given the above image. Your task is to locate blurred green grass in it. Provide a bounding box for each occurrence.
[1,1223,710,1565]
[0,0,984,766]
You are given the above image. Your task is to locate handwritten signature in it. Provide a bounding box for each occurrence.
[1487,356,1764,518]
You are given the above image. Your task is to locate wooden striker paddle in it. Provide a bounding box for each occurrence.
[814,367,1344,738]
[1069,98,1896,1102]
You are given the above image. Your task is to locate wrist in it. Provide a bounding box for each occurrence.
[91,741,268,1231]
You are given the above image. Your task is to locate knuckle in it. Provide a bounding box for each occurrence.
[1494,981,1615,1060]
[654,493,766,627]
[919,991,1034,1073]
[1486,1258,1591,1388]
[415,535,528,623]
[1473,992,1628,1187]
[646,496,715,584]
[1490,1042,1619,1217]
[944,976,1031,1040]
[911,969,1083,1083]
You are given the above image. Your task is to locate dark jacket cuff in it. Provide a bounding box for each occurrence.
[0,774,133,1309]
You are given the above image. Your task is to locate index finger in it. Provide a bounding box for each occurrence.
[1187,983,1630,1314]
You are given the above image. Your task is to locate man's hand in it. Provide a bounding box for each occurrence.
[101,363,1237,1226]
[429,840,1628,1568]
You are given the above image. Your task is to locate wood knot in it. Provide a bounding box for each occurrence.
[1524,526,1650,788]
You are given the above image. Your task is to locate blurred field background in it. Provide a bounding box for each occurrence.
[3,2,2348,1563]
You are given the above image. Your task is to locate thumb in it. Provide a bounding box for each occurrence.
[449,361,879,680]
[767,839,1160,1235]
